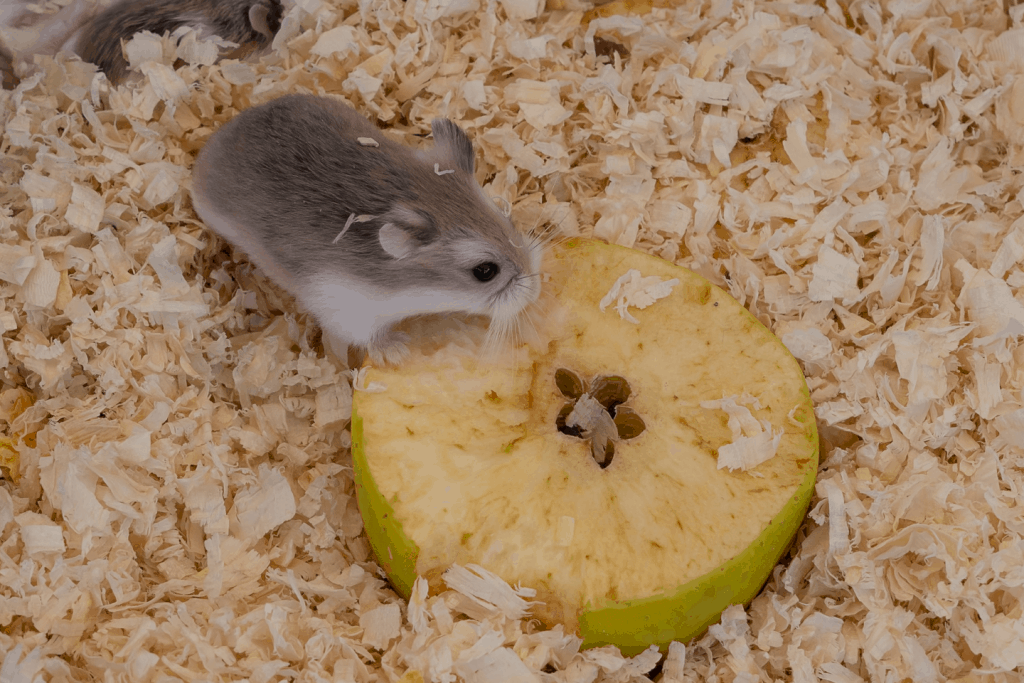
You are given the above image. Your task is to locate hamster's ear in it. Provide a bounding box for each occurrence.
[379,224,415,259]
[431,119,475,175]
[378,206,438,259]
[249,4,272,37]
[248,0,282,39]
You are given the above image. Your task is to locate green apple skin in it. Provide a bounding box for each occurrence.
[352,412,418,599]
[351,238,819,656]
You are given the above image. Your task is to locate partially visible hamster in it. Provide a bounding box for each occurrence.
[0,0,281,87]
[1,41,15,89]
[190,94,545,365]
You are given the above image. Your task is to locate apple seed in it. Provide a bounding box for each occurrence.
[555,368,586,400]
[592,439,615,468]
[590,376,631,414]
[554,369,644,468]
[612,406,646,439]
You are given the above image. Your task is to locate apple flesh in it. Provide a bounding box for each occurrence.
[352,238,818,654]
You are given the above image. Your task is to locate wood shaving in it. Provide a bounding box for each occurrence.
[700,395,783,471]
[564,393,619,458]
[2,0,1024,681]
[599,269,679,323]
[352,367,386,393]
[334,212,359,244]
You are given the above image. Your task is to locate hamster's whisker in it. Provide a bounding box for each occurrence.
[513,274,542,298]
[483,316,512,355]
[510,315,527,348]
[484,291,532,349]
[518,210,555,243]
[516,306,539,343]
[527,206,573,244]
[533,215,562,233]
[534,227,571,247]
[528,228,568,251]
[496,319,516,350]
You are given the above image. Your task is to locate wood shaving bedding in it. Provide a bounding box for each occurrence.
[599,269,680,323]
[1,0,1023,681]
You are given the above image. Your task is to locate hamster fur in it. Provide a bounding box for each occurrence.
[0,0,281,87]
[190,94,545,365]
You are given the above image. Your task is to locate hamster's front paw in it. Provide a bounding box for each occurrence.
[367,331,411,366]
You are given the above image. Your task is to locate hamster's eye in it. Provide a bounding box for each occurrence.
[473,262,500,282]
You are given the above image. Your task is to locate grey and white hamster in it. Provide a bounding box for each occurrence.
[0,0,281,87]
[190,94,545,365]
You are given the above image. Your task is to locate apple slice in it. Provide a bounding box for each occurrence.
[352,238,818,654]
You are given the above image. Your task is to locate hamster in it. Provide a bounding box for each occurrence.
[190,94,545,365]
[0,0,281,87]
